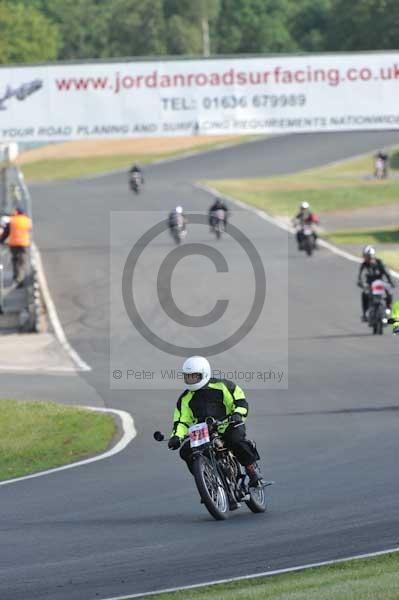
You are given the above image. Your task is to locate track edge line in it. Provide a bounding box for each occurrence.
[31,242,92,371]
[99,546,399,600]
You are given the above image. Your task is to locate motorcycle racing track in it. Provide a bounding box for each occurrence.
[1,131,399,600]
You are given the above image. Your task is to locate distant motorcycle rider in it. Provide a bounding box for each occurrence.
[374,150,388,179]
[209,197,229,230]
[357,245,394,322]
[129,163,144,184]
[168,205,187,232]
[292,202,319,249]
[168,356,264,487]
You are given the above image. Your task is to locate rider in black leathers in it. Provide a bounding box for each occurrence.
[168,206,187,233]
[209,198,229,230]
[129,164,144,184]
[167,355,264,488]
[357,245,394,321]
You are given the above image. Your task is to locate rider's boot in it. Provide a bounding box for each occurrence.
[245,463,264,487]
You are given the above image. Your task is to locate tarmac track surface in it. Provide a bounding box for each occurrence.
[1,131,399,600]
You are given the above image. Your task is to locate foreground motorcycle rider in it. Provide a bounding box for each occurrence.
[168,356,264,487]
[357,245,394,322]
[292,201,319,249]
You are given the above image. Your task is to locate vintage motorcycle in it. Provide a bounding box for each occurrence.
[170,213,186,244]
[300,223,317,256]
[366,279,390,335]
[129,172,142,194]
[374,157,387,180]
[154,417,271,521]
[211,209,226,240]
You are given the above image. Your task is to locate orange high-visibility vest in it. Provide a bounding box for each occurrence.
[8,214,32,247]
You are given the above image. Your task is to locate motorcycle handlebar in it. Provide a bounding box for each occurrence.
[154,418,229,443]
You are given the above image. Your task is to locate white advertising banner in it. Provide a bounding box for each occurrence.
[1,52,399,141]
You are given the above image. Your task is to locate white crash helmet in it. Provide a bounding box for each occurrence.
[182,356,211,391]
[300,201,310,210]
[175,206,183,214]
[0,215,10,228]
[363,245,376,259]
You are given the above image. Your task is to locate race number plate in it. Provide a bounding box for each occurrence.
[189,422,210,448]
[371,279,386,295]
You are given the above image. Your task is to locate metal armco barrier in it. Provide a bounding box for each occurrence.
[27,251,41,332]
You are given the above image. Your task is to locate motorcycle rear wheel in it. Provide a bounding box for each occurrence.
[192,455,229,520]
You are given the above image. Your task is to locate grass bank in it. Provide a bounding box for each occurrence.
[323,227,399,246]
[379,251,399,272]
[0,400,116,480]
[19,136,254,182]
[206,149,399,216]
[316,228,399,272]
[140,551,399,600]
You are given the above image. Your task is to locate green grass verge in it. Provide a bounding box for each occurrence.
[322,227,399,271]
[324,227,399,246]
[137,552,399,600]
[379,251,399,272]
[0,400,116,480]
[21,137,254,182]
[206,148,399,216]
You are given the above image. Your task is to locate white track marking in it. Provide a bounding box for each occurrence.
[0,365,77,373]
[0,407,136,487]
[100,546,399,600]
[32,243,92,371]
[197,183,399,280]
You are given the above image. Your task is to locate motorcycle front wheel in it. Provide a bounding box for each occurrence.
[192,455,229,520]
[172,230,181,244]
[245,484,267,513]
[304,237,313,256]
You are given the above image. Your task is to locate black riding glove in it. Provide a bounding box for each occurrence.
[168,435,181,450]
[229,412,243,423]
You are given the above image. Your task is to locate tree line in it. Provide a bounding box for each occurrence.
[0,0,398,65]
